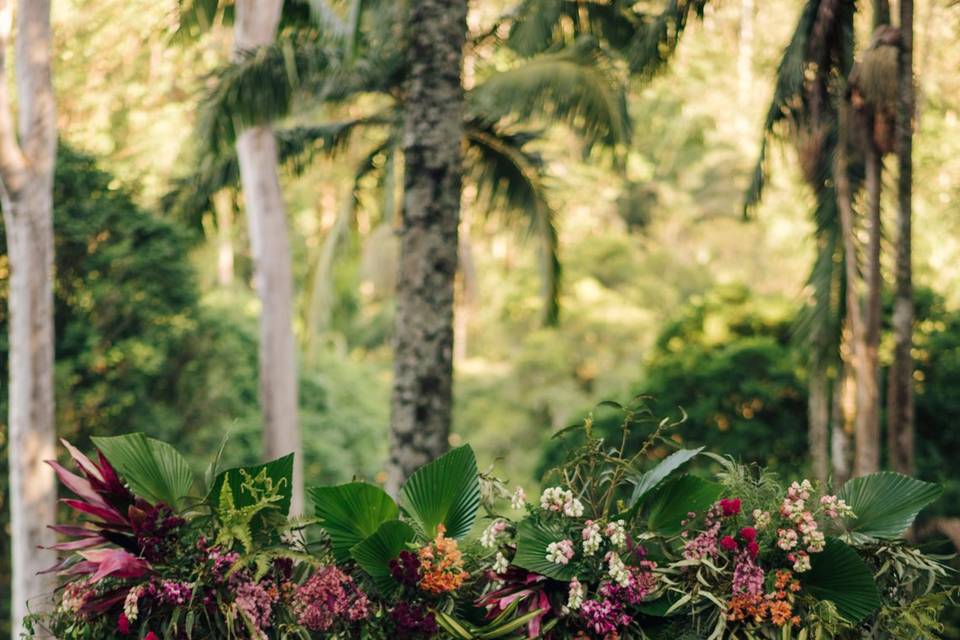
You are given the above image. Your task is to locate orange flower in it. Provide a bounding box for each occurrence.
[417,525,468,594]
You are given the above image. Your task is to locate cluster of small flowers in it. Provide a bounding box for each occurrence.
[123,584,146,622]
[546,539,576,565]
[598,560,658,606]
[731,547,765,596]
[820,494,855,519]
[418,525,469,593]
[540,486,585,517]
[389,550,422,587]
[131,504,186,563]
[480,519,508,549]
[727,569,802,628]
[566,577,586,611]
[774,480,848,573]
[606,552,631,587]
[492,551,509,574]
[720,526,759,558]
[234,579,278,633]
[683,499,740,560]
[294,565,370,632]
[582,520,602,556]
[511,486,527,510]
[159,580,192,606]
[579,598,633,636]
[390,602,438,637]
[605,520,627,548]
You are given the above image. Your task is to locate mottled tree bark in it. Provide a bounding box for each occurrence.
[234,0,303,512]
[386,0,467,495]
[860,135,883,476]
[888,0,915,475]
[0,1,58,634]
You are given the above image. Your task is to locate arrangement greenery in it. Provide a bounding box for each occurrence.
[28,403,953,639]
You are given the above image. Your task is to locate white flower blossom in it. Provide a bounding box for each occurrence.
[605,520,627,548]
[546,539,575,565]
[566,577,585,611]
[791,551,812,573]
[511,486,527,510]
[493,551,509,574]
[480,520,507,549]
[582,520,602,556]
[606,552,631,587]
[563,497,585,518]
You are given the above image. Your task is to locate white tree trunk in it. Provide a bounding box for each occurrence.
[0,1,58,634]
[213,189,235,287]
[234,0,303,512]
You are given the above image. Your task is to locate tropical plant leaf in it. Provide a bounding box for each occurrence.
[209,455,294,517]
[512,519,577,580]
[629,447,704,508]
[803,537,882,623]
[645,475,723,535]
[399,445,480,540]
[91,433,195,507]
[308,482,398,561]
[837,472,942,542]
[349,519,417,592]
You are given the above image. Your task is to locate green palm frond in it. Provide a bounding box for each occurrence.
[165,116,387,229]
[624,0,709,78]
[469,38,630,153]
[466,120,560,325]
[199,34,334,153]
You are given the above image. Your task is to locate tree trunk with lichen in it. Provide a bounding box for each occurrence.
[0,1,58,634]
[385,0,467,496]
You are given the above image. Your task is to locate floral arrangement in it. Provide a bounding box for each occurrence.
[28,403,955,639]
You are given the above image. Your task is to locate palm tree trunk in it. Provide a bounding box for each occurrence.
[234,0,303,512]
[832,349,855,485]
[0,1,58,634]
[385,0,467,495]
[888,0,915,475]
[835,114,880,477]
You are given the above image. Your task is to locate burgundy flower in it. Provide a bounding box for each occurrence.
[739,526,757,541]
[720,535,738,552]
[390,601,438,637]
[117,612,131,635]
[746,540,760,558]
[388,550,422,587]
[720,498,742,517]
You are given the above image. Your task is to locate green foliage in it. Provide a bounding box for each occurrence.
[91,433,196,507]
[400,445,482,540]
[210,454,295,549]
[349,519,417,592]
[838,472,943,543]
[511,519,578,580]
[628,446,703,507]
[803,538,884,623]
[644,474,723,535]
[309,482,398,560]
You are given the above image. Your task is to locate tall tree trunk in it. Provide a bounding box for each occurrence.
[234,0,303,512]
[832,351,855,485]
[213,190,235,287]
[861,135,883,475]
[808,355,830,484]
[385,0,467,495]
[888,1,915,474]
[835,117,880,476]
[0,1,58,634]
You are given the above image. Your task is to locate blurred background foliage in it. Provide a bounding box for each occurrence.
[1,0,959,634]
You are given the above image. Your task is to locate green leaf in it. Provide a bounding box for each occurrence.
[349,520,417,592]
[209,454,294,517]
[400,445,481,540]
[308,482,398,561]
[803,537,882,623]
[838,472,943,542]
[92,433,195,506]
[646,475,723,535]
[629,447,704,507]
[512,520,577,581]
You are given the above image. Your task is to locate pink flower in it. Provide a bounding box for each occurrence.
[295,565,369,632]
[117,612,130,635]
[720,535,738,551]
[145,633,158,640]
[739,526,757,541]
[720,498,742,517]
